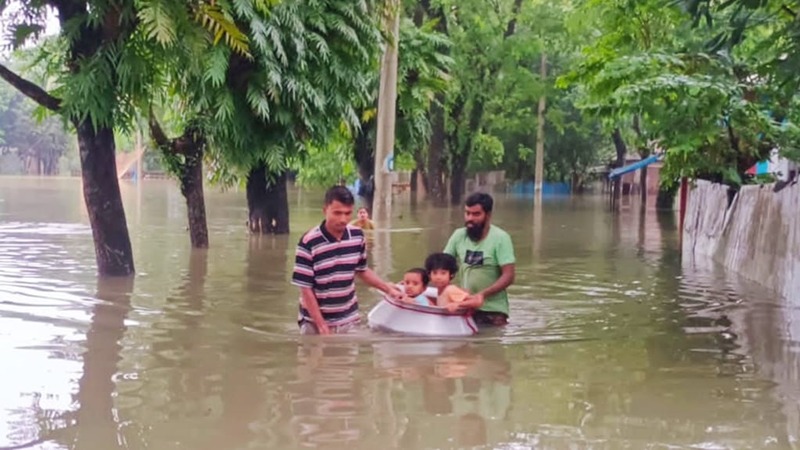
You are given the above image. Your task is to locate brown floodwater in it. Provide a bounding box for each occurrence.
[0,177,798,449]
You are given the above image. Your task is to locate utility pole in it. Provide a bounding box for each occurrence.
[534,52,547,197]
[372,0,401,226]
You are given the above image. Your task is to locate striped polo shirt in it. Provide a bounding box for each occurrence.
[291,221,368,326]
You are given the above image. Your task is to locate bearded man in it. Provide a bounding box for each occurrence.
[443,192,516,326]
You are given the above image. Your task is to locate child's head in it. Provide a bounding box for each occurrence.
[424,253,458,288]
[357,207,370,221]
[403,268,429,297]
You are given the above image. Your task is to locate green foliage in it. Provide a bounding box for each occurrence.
[561,0,795,188]
[195,0,383,186]
[445,0,610,184]
[0,81,70,175]
[393,16,453,156]
[291,132,358,188]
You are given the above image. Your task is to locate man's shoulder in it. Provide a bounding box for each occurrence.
[346,225,366,238]
[448,227,468,239]
[489,225,512,241]
[299,226,325,246]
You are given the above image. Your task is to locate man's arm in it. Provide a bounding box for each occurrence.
[353,235,402,299]
[460,264,515,308]
[463,232,516,308]
[299,287,329,334]
[291,239,330,334]
[356,268,403,299]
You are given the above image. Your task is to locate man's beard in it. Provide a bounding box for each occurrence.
[465,221,485,241]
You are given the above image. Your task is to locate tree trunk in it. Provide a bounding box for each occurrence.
[640,164,648,206]
[179,137,209,248]
[265,170,290,234]
[75,122,135,276]
[247,164,289,234]
[450,153,468,205]
[427,97,447,205]
[148,116,210,248]
[247,164,269,234]
[610,128,627,211]
[354,127,375,211]
[656,184,677,210]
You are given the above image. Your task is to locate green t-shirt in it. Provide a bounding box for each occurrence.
[443,224,515,315]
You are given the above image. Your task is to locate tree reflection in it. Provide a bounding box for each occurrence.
[72,276,134,450]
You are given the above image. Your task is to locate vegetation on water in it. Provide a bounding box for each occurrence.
[0,0,798,273]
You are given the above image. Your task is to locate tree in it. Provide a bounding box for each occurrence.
[563,0,788,196]
[0,1,150,275]
[0,82,69,175]
[352,12,452,209]
[199,0,382,234]
[440,0,524,205]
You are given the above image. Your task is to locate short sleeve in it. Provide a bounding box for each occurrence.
[291,238,315,287]
[355,238,368,272]
[495,232,516,266]
[443,230,459,257]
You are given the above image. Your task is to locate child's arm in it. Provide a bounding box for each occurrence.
[437,285,470,309]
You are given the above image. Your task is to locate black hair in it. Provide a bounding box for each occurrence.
[405,267,430,285]
[465,192,493,214]
[424,252,458,276]
[324,185,355,206]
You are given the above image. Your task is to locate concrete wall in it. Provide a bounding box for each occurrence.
[682,179,800,301]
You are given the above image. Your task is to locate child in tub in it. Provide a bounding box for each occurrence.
[425,252,470,311]
[399,268,434,306]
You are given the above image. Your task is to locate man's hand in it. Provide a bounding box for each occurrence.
[385,285,404,301]
[316,321,331,335]
[462,292,485,309]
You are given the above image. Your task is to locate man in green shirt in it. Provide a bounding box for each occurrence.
[443,192,516,326]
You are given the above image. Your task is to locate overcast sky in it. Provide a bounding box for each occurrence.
[0,2,60,59]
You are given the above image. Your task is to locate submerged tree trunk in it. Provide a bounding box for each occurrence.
[450,152,468,206]
[178,133,209,248]
[247,163,290,234]
[76,122,135,276]
[354,121,375,211]
[410,169,419,198]
[247,164,269,233]
[427,98,447,205]
[640,165,648,205]
[611,128,627,211]
[149,116,209,248]
[0,3,138,275]
[656,184,677,210]
[265,170,290,234]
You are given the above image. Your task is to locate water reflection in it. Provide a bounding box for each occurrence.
[372,340,511,448]
[370,230,392,281]
[70,276,134,450]
[290,340,366,447]
[2,179,800,449]
[532,194,543,259]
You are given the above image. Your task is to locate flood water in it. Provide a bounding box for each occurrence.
[0,177,798,449]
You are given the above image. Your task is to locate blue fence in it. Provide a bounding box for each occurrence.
[508,181,571,196]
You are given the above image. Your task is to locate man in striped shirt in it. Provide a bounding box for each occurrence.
[291,186,403,335]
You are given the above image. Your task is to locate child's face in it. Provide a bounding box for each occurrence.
[357,209,369,220]
[403,272,426,296]
[429,269,452,288]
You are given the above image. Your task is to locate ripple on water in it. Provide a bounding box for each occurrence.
[0,221,97,449]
